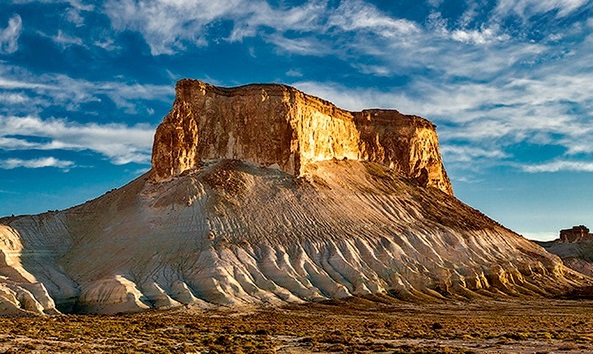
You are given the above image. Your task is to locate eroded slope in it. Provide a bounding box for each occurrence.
[0,160,586,314]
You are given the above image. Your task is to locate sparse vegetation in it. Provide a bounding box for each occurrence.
[0,298,591,353]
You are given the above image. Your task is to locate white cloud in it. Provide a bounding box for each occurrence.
[451,26,509,45]
[458,1,480,27]
[103,0,421,56]
[0,77,54,90]
[64,0,94,26]
[267,34,326,56]
[440,145,509,163]
[352,64,391,77]
[0,71,174,113]
[65,8,84,26]
[494,0,590,18]
[99,0,591,86]
[327,0,419,37]
[0,136,38,149]
[285,69,302,77]
[53,30,84,47]
[269,2,545,80]
[0,92,28,104]
[0,14,22,54]
[453,176,484,184]
[427,0,444,8]
[0,115,155,165]
[104,0,245,55]
[68,0,94,11]
[93,38,119,51]
[10,0,93,9]
[522,160,593,173]
[0,157,74,170]
[228,1,326,42]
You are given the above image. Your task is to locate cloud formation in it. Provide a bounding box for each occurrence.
[0,14,22,54]
[0,115,155,165]
[522,160,593,173]
[0,157,74,170]
[104,0,244,55]
[494,0,590,18]
[103,0,425,55]
[0,67,174,114]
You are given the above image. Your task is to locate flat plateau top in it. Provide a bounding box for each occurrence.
[175,78,434,128]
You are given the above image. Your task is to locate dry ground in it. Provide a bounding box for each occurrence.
[1,297,592,353]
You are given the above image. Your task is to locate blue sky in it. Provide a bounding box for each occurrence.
[1,0,593,241]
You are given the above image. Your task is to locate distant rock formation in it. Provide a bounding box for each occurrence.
[152,79,453,195]
[539,225,593,278]
[0,79,588,315]
[560,225,593,243]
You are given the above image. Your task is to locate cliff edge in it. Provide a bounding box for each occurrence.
[152,79,453,195]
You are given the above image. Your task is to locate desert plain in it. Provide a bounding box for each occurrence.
[1,297,593,353]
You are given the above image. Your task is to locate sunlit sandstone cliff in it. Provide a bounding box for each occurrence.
[152,79,453,195]
[0,79,589,315]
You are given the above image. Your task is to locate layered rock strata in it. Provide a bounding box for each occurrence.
[152,79,453,195]
[0,79,588,315]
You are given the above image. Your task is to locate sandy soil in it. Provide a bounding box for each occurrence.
[0,298,592,353]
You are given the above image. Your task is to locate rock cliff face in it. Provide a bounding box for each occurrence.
[559,225,593,243]
[152,79,452,195]
[0,79,589,315]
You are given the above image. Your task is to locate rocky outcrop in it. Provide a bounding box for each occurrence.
[560,225,593,243]
[0,79,589,315]
[152,79,452,194]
